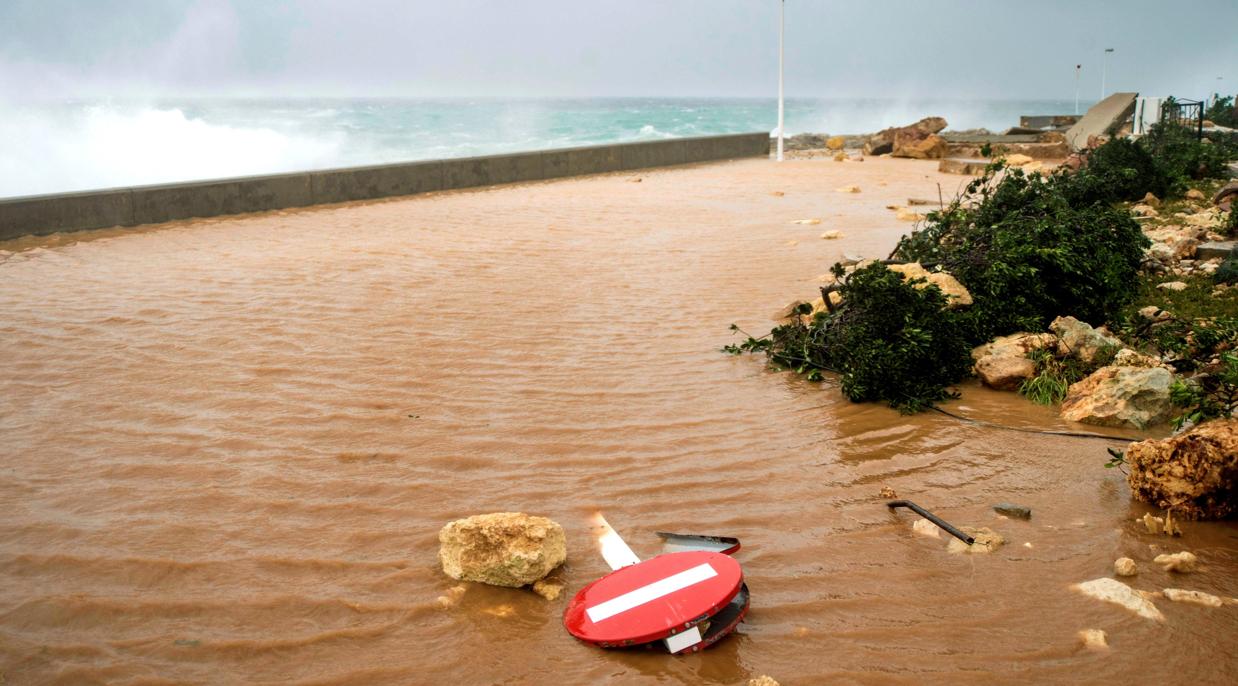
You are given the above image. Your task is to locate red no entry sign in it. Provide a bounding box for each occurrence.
[564,551,745,651]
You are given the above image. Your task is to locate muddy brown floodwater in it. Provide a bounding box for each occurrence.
[1,157,1236,685]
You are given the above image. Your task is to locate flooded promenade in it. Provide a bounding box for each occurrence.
[1,158,1235,684]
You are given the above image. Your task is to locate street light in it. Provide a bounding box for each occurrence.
[776,0,785,162]
[1074,64,1081,114]
[1100,48,1114,99]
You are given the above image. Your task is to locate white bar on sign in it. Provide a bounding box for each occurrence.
[663,625,703,653]
[586,563,717,623]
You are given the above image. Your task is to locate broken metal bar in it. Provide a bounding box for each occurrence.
[886,500,975,545]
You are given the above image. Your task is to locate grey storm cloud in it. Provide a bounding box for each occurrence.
[1,0,1236,99]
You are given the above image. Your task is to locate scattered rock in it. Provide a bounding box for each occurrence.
[1078,629,1109,650]
[1163,588,1223,607]
[1143,192,1162,208]
[879,486,897,499]
[1153,551,1198,573]
[1138,305,1173,323]
[976,355,1036,391]
[1060,366,1174,429]
[1004,153,1034,166]
[628,177,642,183]
[791,218,821,225]
[820,230,844,240]
[971,332,1058,361]
[438,512,567,588]
[1138,512,1182,537]
[946,527,1004,554]
[993,503,1032,519]
[863,116,947,157]
[770,191,785,197]
[835,185,861,193]
[894,133,949,160]
[1126,419,1238,520]
[833,151,847,162]
[887,262,973,308]
[1050,316,1123,363]
[532,578,565,601]
[1114,557,1138,577]
[1112,348,1164,369]
[1183,210,1221,229]
[748,676,781,686]
[1156,281,1188,291]
[826,135,845,151]
[1185,189,1206,201]
[895,208,925,222]
[1131,204,1160,217]
[1072,577,1164,621]
[912,518,942,538]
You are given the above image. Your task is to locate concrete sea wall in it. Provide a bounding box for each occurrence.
[0,133,768,241]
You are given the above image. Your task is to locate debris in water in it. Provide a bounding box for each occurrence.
[878,486,897,499]
[1153,552,1198,573]
[1072,578,1164,621]
[482,604,516,619]
[749,677,781,686]
[993,503,1032,519]
[770,191,785,197]
[791,218,821,225]
[895,208,925,222]
[1078,629,1109,650]
[628,177,643,183]
[820,230,844,240]
[785,240,799,247]
[1163,588,1223,608]
[946,527,1004,554]
[436,584,467,608]
[532,578,564,601]
[912,518,941,538]
[1114,558,1138,577]
[1139,512,1182,536]
[835,185,861,193]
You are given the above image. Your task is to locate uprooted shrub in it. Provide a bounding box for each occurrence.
[1067,137,1172,203]
[1138,120,1233,187]
[893,165,1149,344]
[726,263,973,412]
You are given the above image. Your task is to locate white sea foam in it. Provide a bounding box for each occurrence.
[0,104,343,198]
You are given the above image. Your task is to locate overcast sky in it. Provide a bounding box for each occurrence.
[2,0,1235,100]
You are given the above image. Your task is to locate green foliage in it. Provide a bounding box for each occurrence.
[1139,121,1232,188]
[894,165,1149,344]
[1018,345,1118,405]
[1070,137,1171,203]
[1104,447,1127,471]
[1216,256,1238,285]
[1223,207,1238,240]
[1205,95,1238,128]
[726,264,974,412]
[1169,353,1238,430]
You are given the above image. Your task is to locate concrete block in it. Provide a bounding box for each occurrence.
[131,180,242,225]
[311,161,443,204]
[682,136,715,163]
[541,149,572,179]
[235,172,314,213]
[620,140,687,170]
[567,145,623,176]
[1066,92,1138,151]
[0,189,135,240]
[443,152,542,189]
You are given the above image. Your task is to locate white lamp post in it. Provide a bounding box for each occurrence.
[1100,48,1114,99]
[1074,64,1081,114]
[776,0,785,162]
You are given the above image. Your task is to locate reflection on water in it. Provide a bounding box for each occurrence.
[1,158,1234,684]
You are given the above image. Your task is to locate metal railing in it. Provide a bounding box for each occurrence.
[1161,98,1205,140]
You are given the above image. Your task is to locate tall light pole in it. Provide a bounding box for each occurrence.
[1100,48,1114,99]
[776,0,785,162]
[1074,64,1081,114]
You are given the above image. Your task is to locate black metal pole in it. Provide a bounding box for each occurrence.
[886,500,975,545]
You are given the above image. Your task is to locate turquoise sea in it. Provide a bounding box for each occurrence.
[0,97,1086,198]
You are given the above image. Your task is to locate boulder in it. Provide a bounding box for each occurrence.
[1050,316,1123,363]
[1185,189,1206,201]
[1126,419,1237,520]
[866,117,948,158]
[887,262,973,307]
[976,355,1036,390]
[1060,366,1174,429]
[1112,348,1164,369]
[1114,557,1138,577]
[946,527,1004,554]
[971,332,1058,361]
[1213,180,1238,207]
[1072,577,1164,621]
[438,512,567,587]
[893,133,948,159]
[1132,204,1159,217]
[1143,192,1162,208]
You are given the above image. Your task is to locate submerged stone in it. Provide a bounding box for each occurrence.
[1072,577,1164,621]
[993,503,1032,519]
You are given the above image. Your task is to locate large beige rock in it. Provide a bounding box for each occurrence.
[1163,588,1223,607]
[1050,316,1122,363]
[1114,557,1138,577]
[887,262,973,308]
[1060,366,1174,429]
[1153,551,1198,573]
[438,512,567,587]
[1126,419,1237,520]
[1072,577,1164,621]
[971,332,1059,361]
[976,355,1036,391]
[864,116,947,156]
[893,133,948,159]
